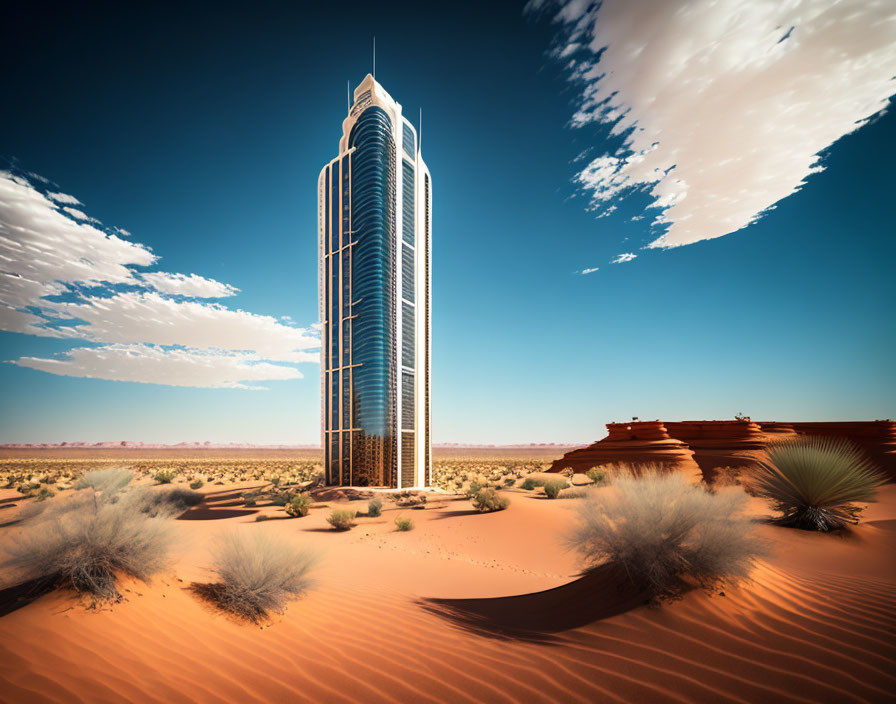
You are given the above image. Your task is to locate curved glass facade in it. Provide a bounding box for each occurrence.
[320,76,430,489]
[347,106,396,486]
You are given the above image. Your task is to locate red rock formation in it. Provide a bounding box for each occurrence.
[549,421,702,482]
[757,422,800,441]
[553,419,896,484]
[664,420,768,482]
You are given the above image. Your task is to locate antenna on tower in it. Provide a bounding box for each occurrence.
[373,36,376,79]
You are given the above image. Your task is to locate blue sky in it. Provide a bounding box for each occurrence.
[1,0,893,445]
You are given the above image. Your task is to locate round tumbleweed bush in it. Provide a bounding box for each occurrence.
[749,436,887,531]
[568,467,764,597]
[207,532,316,622]
[326,510,356,531]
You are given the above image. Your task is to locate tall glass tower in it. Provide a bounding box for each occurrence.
[318,74,432,488]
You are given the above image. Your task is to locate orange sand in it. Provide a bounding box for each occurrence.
[1,484,894,703]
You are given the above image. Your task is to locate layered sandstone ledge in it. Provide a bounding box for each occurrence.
[551,419,896,482]
[549,420,703,482]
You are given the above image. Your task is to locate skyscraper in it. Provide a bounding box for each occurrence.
[318,74,432,488]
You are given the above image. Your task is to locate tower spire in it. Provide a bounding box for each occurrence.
[373,36,376,79]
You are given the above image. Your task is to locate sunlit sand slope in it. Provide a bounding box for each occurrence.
[1,487,894,703]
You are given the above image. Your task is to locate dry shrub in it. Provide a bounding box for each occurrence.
[585,468,606,484]
[559,487,590,499]
[568,467,764,597]
[3,492,174,603]
[394,516,414,531]
[470,488,509,512]
[542,478,568,499]
[126,486,203,517]
[207,532,316,622]
[75,468,134,495]
[366,498,383,517]
[520,477,543,491]
[152,470,177,484]
[285,493,311,518]
[327,510,356,530]
[749,437,887,531]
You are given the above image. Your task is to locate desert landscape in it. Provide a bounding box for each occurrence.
[1,433,894,704]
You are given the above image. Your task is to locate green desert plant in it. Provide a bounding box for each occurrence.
[586,468,605,484]
[542,478,568,499]
[465,480,482,497]
[559,488,589,499]
[285,493,311,518]
[206,532,316,622]
[76,468,134,495]
[36,487,55,502]
[366,498,383,517]
[189,479,204,490]
[152,469,177,484]
[394,516,414,531]
[326,509,356,531]
[3,493,175,603]
[749,437,887,531]
[568,467,764,597]
[520,477,543,491]
[470,488,509,513]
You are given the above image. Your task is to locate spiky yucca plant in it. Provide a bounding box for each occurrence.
[751,437,887,531]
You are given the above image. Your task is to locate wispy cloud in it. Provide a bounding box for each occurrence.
[141,271,239,298]
[529,0,896,248]
[579,267,599,275]
[16,344,303,390]
[61,206,91,221]
[47,191,81,205]
[611,253,636,264]
[0,169,318,388]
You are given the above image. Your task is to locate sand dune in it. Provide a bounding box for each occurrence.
[1,486,894,703]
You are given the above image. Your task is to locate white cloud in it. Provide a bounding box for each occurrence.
[44,291,318,363]
[579,267,599,275]
[0,171,156,307]
[15,344,303,389]
[0,170,319,388]
[0,305,53,336]
[61,206,91,221]
[611,253,637,264]
[532,0,896,248]
[141,271,239,298]
[47,191,81,205]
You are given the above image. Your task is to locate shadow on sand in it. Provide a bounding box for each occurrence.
[177,486,264,521]
[0,578,55,618]
[419,563,650,643]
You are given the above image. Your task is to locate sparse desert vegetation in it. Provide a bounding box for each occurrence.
[326,509,356,531]
[568,466,765,597]
[202,532,316,622]
[3,480,175,603]
[0,445,892,704]
[285,493,312,518]
[542,478,568,499]
[0,455,324,497]
[366,497,383,517]
[749,436,887,531]
[394,516,414,531]
[470,487,509,512]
